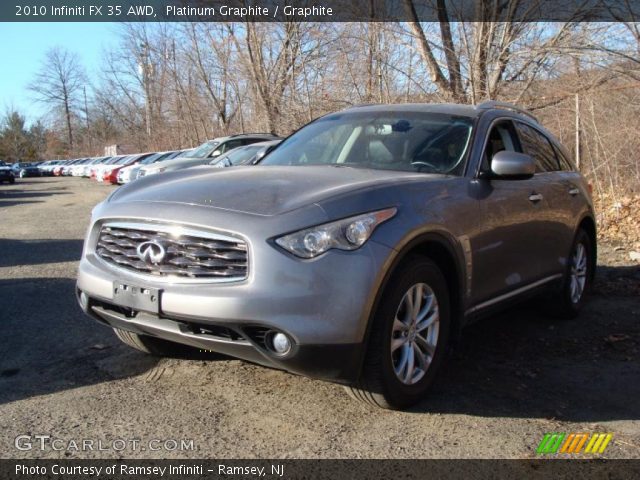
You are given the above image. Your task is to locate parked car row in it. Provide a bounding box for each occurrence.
[28,133,283,188]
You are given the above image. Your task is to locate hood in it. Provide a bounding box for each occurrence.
[109,165,442,216]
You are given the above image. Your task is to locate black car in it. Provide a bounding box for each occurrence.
[0,161,15,184]
[14,162,42,178]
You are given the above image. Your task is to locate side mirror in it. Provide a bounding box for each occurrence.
[489,151,535,180]
[212,150,221,157]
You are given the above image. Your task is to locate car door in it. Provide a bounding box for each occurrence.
[470,119,553,305]
[514,121,574,279]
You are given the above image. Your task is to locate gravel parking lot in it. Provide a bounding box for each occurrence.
[1,177,639,459]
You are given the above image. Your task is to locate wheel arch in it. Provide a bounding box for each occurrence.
[577,214,597,282]
[356,230,467,380]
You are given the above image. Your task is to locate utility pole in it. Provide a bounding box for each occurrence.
[575,93,581,170]
[83,86,90,129]
[83,85,91,150]
[573,56,581,171]
[139,42,152,138]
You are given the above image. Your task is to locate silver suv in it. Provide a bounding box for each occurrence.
[77,102,596,409]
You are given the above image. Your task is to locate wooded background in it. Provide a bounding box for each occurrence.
[2,6,640,220]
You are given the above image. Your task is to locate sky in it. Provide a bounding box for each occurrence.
[0,23,119,125]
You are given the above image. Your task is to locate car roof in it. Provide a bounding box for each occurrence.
[341,102,542,126]
[342,103,479,118]
[214,133,278,142]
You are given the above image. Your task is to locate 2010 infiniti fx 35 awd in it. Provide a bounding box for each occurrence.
[77,102,596,409]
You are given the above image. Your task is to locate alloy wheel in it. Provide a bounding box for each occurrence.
[570,242,587,304]
[391,282,440,385]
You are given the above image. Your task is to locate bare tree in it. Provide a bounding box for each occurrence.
[401,0,581,103]
[28,46,86,150]
[227,23,304,134]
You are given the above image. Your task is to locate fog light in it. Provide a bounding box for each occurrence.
[79,290,89,309]
[271,332,291,355]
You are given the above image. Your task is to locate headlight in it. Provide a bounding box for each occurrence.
[275,207,397,258]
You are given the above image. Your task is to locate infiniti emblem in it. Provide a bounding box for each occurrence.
[136,240,166,264]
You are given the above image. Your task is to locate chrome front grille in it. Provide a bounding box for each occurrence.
[95,223,248,281]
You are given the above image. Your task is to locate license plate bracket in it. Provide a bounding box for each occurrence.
[112,282,161,314]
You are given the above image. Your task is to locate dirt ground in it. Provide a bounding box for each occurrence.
[0,177,638,459]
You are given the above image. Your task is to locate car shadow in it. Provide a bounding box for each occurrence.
[0,277,226,406]
[0,186,70,208]
[0,239,85,267]
[408,267,640,422]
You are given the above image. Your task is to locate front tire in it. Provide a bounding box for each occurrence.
[113,328,195,357]
[346,257,450,409]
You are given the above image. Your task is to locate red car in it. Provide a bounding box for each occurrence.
[103,153,154,184]
[104,166,123,184]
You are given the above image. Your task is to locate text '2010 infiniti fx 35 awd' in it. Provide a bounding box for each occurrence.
[77,102,596,409]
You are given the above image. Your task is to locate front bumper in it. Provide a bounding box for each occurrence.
[77,288,364,383]
[76,206,394,383]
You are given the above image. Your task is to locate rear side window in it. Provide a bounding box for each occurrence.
[219,139,244,154]
[515,122,559,173]
[552,144,574,171]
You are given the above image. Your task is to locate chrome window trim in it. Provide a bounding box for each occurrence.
[93,220,250,285]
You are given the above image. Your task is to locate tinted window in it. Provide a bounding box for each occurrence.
[184,141,219,158]
[219,139,244,154]
[551,143,574,171]
[480,120,521,172]
[515,122,559,173]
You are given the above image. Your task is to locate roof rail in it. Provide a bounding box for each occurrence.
[228,132,277,138]
[348,103,379,108]
[476,101,539,123]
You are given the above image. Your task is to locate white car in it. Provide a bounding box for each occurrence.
[118,150,185,184]
[38,160,64,176]
[94,156,125,182]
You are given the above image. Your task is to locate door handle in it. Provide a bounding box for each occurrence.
[568,188,580,196]
[528,193,543,203]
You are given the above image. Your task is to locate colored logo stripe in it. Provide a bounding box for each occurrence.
[537,433,613,455]
[537,433,566,454]
[584,433,613,454]
[560,433,589,453]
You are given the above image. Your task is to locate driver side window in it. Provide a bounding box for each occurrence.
[480,121,521,173]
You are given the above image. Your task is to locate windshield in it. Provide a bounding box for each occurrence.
[261,111,473,175]
[140,153,164,164]
[211,145,262,166]
[184,141,219,158]
[168,149,190,159]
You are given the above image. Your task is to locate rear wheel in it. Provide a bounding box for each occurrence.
[553,228,594,318]
[113,328,195,357]
[345,257,450,409]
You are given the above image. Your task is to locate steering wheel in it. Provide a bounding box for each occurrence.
[411,160,440,173]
